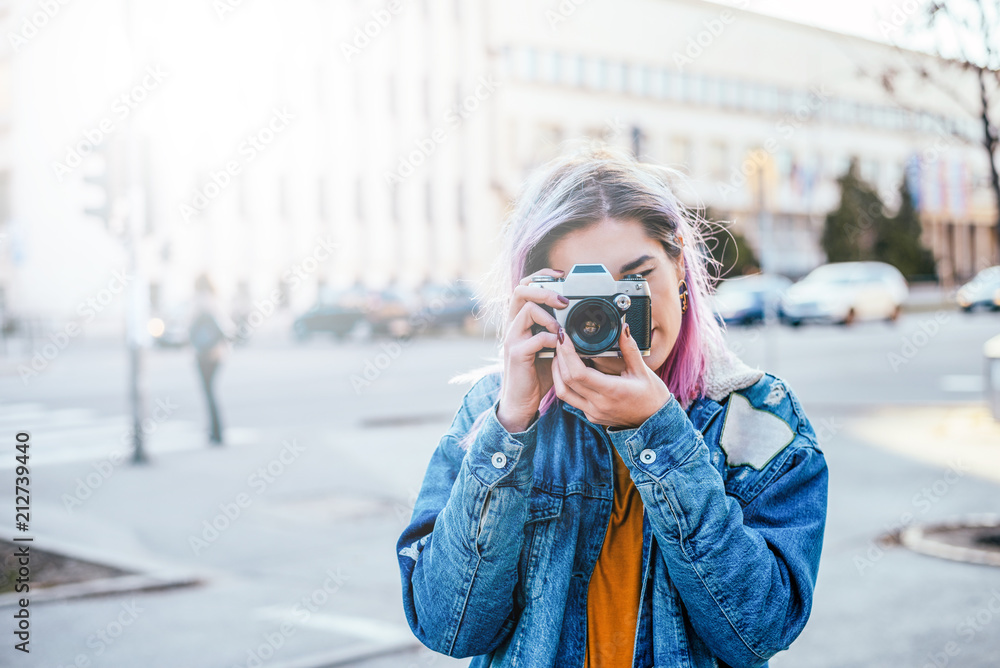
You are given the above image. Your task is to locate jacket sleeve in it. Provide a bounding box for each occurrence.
[396,373,539,657]
[605,389,828,668]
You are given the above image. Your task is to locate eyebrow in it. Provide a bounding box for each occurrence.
[619,255,655,274]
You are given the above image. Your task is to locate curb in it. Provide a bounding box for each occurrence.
[266,639,420,668]
[898,514,1000,568]
[0,527,205,607]
[900,302,957,314]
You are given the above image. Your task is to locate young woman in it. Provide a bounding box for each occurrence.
[396,144,829,667]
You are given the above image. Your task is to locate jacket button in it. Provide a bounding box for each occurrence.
[491,452,507,468]
[639,449,656,464]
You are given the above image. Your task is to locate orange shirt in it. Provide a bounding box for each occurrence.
[583,445,645,668]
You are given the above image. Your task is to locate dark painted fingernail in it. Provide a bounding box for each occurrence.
[624,323,631,339]
[558,327,565,344]
[557,295,569,305]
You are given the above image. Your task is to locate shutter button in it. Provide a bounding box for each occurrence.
[491,452,507,468]
[639,449,656,464]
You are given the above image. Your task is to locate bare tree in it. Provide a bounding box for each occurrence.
[872,0,1000,262]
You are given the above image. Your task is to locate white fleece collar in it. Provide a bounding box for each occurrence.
[700,335,765,403]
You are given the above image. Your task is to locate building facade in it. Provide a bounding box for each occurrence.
[0,0,996,340]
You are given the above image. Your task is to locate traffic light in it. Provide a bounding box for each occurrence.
[83,167,111,227]
[81,145,125,236]
[82,149,110,227]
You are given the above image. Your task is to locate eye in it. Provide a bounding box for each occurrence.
[638,268,654,277]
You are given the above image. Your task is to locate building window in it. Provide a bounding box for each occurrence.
[388,73,397,117]
[775,88,793,114]
[549,51,563,84]
[631,126,646,158]
[422,76,430,119]
[704,77,721,107]
[608,61,625,92]
[747,83,769,114]
[683,73,704,104]
[670,136,693,169]
[663,69,680,100]
[721,79,738,108]
[790,90,811,116]
[834,155,852,178]
[627,64,646,96]
[860,158,880,185]
[584,57,607,89]
[237,176,249,219]
[536,124,565,162]
[573,55,586,86]
[278,174,289,219]
[708,141,728,180]
[390,182,400,225]
[318,176,329,222]
[354,70,362,114]
[648,67,665,98]
[425,180,433,224]
[775,150,794,182]
[525,47,538,81]
[356,178,365,221]
[726,80,745,110]
[857,103,873,126]
[499,46,513,80]
[764,84,781,113]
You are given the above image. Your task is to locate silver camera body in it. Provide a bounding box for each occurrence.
[529,263,652,358]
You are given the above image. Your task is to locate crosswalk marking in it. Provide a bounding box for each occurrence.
[940,374,983,393]
[0,402,257,468]
[254,607,413,643]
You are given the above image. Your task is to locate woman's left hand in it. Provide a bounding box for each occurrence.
[551,322,673,429]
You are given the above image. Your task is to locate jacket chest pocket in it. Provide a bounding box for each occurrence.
[516,490,563,605]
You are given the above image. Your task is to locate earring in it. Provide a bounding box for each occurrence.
[678,279,689,314]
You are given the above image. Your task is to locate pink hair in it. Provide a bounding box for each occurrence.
[457,142,726,448]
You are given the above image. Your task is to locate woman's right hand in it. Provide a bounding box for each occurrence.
[495,268,570,433]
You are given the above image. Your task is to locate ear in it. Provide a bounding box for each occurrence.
[674,255,686,284]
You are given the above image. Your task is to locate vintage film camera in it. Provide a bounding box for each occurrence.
[529,263,652,358]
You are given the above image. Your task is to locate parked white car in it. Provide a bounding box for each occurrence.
[781,262,909,326]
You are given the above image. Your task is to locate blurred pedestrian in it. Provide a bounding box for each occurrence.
[189,274,230,445]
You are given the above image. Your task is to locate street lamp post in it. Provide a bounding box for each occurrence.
[756,155,777,373]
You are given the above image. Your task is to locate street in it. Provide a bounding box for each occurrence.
[1,310,999,667]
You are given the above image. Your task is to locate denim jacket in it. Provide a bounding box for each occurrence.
[396,343,828,668]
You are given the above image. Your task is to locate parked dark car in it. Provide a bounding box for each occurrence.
[293,303,366,341]
[711,273,791,326]
[956,266,1000,312]
[365,288,423,337]
[417,282,479,333]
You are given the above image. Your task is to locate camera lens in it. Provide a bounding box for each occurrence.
[566,298,620,355]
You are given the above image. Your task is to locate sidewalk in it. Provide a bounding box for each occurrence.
[845,403,1000,484]
[6,400,1000,667]
[771,401,1000,667]
[1,420,468,668]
